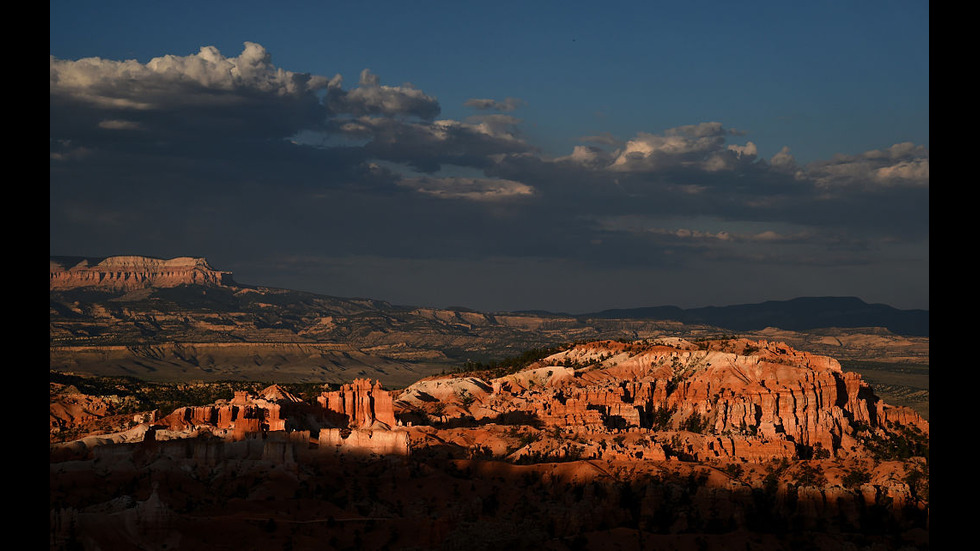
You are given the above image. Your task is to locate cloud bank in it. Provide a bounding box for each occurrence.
[50,43,928,311]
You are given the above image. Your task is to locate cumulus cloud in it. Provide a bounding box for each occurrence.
[559,122,759,173]
[805,142,929,189]
[555,145,617,168]
[50,42,928,301]
[464,114,524,140]
[50,42,329,109]
[50,42,333,146]
[326,69,441,119]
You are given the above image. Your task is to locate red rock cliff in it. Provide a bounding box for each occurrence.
[319,379,397,429]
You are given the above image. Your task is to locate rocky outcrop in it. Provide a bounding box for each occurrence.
[50,255,234,291]
[155,389,287,437]
[49,383,149,439]
[318,428,410,456]
[318,378,397,429]
[395,338,929,463]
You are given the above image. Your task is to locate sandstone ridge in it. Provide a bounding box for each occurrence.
[395,337,928,464]
[50,255,234,291]
[50,341,929,550]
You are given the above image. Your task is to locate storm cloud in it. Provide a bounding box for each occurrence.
[50,42,928,312]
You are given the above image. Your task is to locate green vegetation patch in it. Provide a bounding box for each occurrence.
[50,372,336,414]
[450,344,574,378]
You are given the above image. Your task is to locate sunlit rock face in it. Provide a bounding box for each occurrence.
[318,378,397,429]
[395,337,928,463]
[50,255,234,291]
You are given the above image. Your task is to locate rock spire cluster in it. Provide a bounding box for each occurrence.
[395,337,928,463]
[318,378,397,429]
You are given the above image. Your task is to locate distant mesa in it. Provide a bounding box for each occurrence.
[50,255,236,291]
[49,254,928,337]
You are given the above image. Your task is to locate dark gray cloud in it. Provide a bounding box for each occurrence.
[49,42,928,310]
[323,114,535,173]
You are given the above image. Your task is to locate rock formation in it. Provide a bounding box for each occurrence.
[49,256,929,422]
[50,379,409,458]
[395,338,929,463]
[318,378,397,429]
[318,428,410,456]
[153,387,296,439]
[50,255,233,291]
[49,341,929,550]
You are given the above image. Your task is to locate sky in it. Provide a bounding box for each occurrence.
[49,0,929,313]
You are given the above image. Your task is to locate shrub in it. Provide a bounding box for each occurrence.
[650,407,675,431]
[842,467,872,489]
[724,463,744,480]
[680,411,707,433]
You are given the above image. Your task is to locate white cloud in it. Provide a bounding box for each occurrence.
[769,146,797,171]
[50,42,329,110]
[555,145,615,167]
[727,141,757,158]
[604,122,739,171]
[326,69,440,119]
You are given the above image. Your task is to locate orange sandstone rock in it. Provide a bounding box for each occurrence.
[318,378,397,429]
[395,337,928,463]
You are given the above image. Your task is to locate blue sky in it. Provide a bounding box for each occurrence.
[50,1,929,312]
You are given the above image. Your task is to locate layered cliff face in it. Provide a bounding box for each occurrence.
[50,255,233,291]
[395,337,928,463]
[318,378,397,429]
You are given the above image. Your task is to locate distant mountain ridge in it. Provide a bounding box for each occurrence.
[583,296,928,337]
[50,256,928,343]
